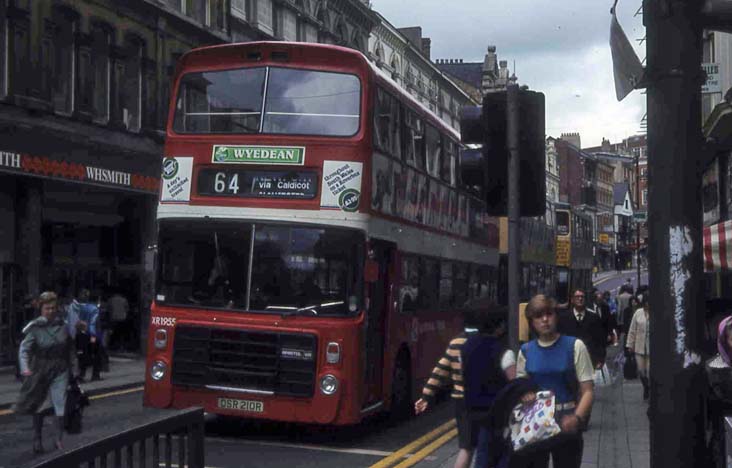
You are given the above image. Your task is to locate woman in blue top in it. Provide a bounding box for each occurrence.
[511,294,595,468]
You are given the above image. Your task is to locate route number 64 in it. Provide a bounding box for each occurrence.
[214,172,240,194]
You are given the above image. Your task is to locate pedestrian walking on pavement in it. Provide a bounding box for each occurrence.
[107,289,130,351]
[510,294,595,468]
[616,286,633,340]
[76,289,104,382]
[414,307,515,468]
[461,306,517,468]
[621,296,639,341]
[557,290,607,370]
[626,297,650,401]
[14,291,79,453]
[705,315,732,468]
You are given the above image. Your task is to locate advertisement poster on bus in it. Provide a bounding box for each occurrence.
[160,156,193,202]
[320,161,363,212]
[371,153,394,216]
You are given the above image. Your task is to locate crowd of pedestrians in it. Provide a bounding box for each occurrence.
[415,279,653,468]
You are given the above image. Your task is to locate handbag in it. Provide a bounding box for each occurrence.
[593,363,612,387]
[64,379,90,434]
[623,350,638,380]
[508,390,562,452]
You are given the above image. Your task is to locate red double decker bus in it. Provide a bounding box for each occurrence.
[143,41,499,425]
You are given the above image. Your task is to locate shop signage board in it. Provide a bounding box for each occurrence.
[0,149,159,193]
[702,63,721,94]
[556,238,571,267]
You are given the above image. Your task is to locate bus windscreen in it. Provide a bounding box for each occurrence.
[173,67,361,137]
[156,220,364,316]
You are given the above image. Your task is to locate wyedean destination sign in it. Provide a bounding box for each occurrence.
[212,145,305,165]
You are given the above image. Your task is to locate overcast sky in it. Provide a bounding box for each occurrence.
[370,0,646,148]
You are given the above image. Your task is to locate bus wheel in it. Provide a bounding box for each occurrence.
[390,354,411,421]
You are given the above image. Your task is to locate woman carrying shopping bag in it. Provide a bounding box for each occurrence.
[15,291,79,453]
[626,297,650,400]
[509,294,595,468]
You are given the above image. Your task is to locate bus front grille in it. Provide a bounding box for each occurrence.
[171,325,317,398]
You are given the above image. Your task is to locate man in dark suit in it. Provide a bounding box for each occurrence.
[558,289,606,369]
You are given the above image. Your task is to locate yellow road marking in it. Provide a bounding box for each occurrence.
[89,386,144,401]
[368,419,455,468]
[392,427,458,468]
[0,386,144,416]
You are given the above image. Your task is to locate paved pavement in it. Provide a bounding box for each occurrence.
[417,357,650,468]
[0,356,145,410]
[417,270,651,468]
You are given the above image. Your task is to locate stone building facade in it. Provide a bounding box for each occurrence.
[545,138,561,227]
[0,0,379,361]
[368,14,474,130]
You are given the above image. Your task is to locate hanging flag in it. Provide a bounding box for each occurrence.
[704,220,732,272]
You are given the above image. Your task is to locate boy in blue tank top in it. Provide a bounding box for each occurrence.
[511,294,595,468]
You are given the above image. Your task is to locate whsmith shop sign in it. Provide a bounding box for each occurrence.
[0,150,159,193]
[212,145,305,165]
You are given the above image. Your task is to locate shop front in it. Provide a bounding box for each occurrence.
[0,127,160,363]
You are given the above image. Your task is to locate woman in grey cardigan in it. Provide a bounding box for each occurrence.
[15,291,78,453]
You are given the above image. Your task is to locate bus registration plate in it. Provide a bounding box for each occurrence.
[217,398,264,413]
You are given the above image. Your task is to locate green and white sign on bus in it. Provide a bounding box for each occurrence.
[212,145,305,165]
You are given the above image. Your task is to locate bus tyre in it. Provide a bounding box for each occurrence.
[390,355,411,421]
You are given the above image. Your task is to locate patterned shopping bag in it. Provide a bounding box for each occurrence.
[508,390,562,452]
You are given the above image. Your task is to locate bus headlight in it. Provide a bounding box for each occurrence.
[151,360,167,381]
[154,329,168,350]
[319,374,338,395]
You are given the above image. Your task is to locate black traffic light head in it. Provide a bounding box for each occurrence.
[459,89,546,217]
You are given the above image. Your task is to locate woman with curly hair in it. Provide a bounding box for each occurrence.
[15,291,79,453]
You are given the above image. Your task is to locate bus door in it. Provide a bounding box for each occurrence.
[363,239,395,406]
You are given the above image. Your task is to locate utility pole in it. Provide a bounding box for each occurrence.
[645,1,706,466]
[506,81,520,351]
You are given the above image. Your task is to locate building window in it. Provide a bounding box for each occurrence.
[9,15,30,97]
[232,0,248,19]
[642,189,648,206]
[257,0,273,33]
[207,0,226,30]
[91,25,111,123]
[121,39,143,132]
[425,124,441,178]
[0,4,6,98]
[52,10,75,114]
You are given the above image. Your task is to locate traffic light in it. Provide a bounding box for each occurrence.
[459,89,546,217]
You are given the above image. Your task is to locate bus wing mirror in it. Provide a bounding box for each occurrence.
[364,260,379,283]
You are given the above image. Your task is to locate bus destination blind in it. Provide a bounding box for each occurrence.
[198,168,318,199]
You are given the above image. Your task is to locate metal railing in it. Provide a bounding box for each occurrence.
[31,407,205,468]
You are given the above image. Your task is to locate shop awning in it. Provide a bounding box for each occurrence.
[704,220,732,272]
